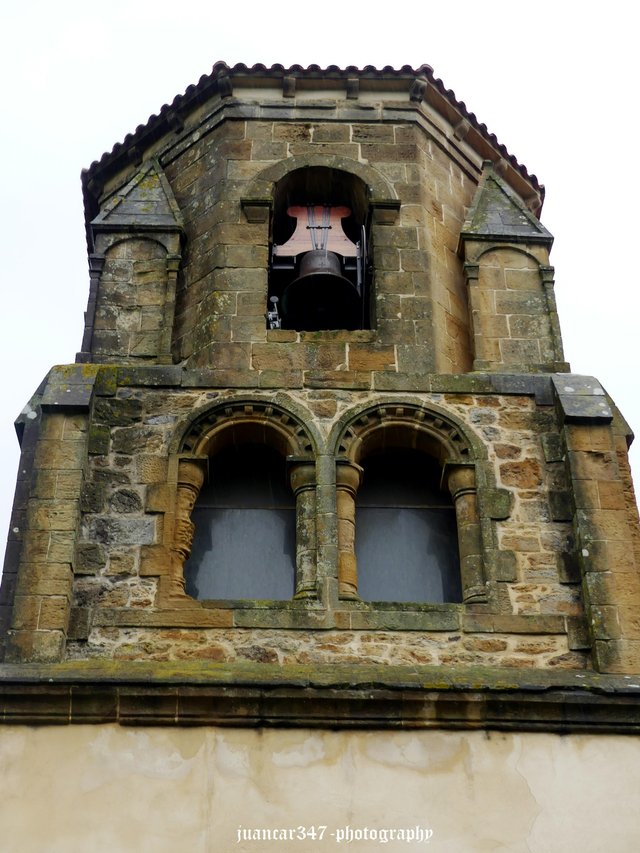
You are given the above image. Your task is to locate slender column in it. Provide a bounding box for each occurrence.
[446,464,486,603]
[158,253,181,362]
[170,457,207,596]
[336,460,363,599]
[463,262,483,369]
[540,264,567,365]
[78,253,105,360]
[289,461,317,598]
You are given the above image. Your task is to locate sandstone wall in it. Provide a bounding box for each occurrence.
[159,117,476,373]
[60,378,585,668]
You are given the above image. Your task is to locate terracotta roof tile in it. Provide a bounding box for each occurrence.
[82,63,543,234]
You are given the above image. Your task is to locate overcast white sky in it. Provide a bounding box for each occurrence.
[1,1,638,568]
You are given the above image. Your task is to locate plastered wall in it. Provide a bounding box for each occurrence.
[1,726,639,853]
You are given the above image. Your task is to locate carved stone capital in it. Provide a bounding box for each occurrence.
[539,264,555,285]
[288,460,316,495]
[240,198,272,224]
[177,457,207,491]
[88,253,106,279]
[336,459,363,495]
[463,262,480,283]
[444,463,476,500]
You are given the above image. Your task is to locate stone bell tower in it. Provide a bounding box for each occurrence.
[1,63,640,852]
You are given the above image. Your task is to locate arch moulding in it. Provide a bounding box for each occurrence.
[240,153,398,224]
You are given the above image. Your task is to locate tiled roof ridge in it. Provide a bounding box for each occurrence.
[81,61,542,196]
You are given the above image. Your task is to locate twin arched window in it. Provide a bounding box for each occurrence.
[179,405,476,606]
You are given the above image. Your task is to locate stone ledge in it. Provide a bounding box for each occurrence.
[552,375,613,423]
[89,604,462,631]
[85,605,567,633]
[40,366,612,405]
[1,662,640,731]
[40,365,100,410]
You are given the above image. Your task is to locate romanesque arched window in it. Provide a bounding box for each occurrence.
[184,443,296,600]
[335,404,486,605]
[171,401,317,602]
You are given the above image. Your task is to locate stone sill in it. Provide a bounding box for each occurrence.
[1,662,639,732]
[88,604,567,634]
[266,330,376,343]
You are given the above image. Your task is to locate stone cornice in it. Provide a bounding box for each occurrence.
[2,662,640,732]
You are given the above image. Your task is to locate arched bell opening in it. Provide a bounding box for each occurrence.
[267,167,371,331]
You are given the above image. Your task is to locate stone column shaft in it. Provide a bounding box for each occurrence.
[336,461,363,599]
[78,254,105,360]
[289,461,317,598]
[171,457,207,596]
[159,254,181,362]
[446,464,486,603]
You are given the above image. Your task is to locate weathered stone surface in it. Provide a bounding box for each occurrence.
[482,488,512,519]
[499,460,543,489]
[135,455,168,484]
[88,425,110,455]
[80,484,105,514]
[87,517,156,546]
[548,490,572,521]
[3,69,638,688]
[109,489,143,514]
[94,398,144,425]
[112,426,164,455]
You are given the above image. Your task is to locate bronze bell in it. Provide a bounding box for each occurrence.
[281,250,361,331]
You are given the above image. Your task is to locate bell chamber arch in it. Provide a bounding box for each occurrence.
[267,167,371,331]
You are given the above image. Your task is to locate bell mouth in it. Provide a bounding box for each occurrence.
[281,250,361,331]
[298,249,344,278]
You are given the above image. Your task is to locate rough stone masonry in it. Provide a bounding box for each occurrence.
[1,63,639,699]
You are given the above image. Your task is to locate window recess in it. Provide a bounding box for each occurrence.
[355,450,462,603]
[184,444,296,601]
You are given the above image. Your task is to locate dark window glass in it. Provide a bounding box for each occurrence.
[355,450,462,603]
[185,444,295,600]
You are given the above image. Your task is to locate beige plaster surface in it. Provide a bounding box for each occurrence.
[1,725,638,852]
